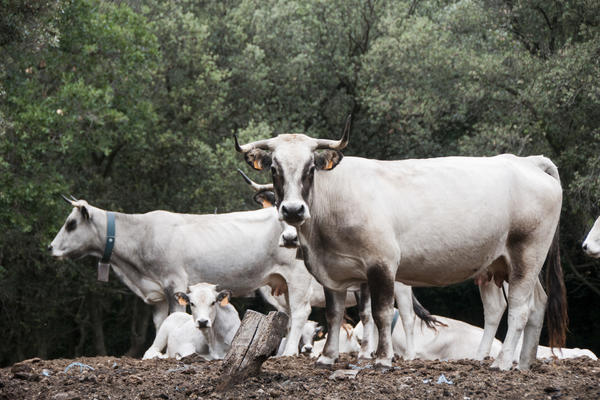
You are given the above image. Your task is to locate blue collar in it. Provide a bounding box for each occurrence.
[101,212,116,263]
[391,309,400,332]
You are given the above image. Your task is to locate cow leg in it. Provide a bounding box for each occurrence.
[152,301,170,331]
[394,282,416,360]
[280,281,312,356]
[357,283,377,359]
[316,288,347,367]
[476,281,507,360]
[491,244,544,370]
[518,278,547,369]
[368,265,395,368]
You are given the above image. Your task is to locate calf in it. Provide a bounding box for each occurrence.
[310,323,361,358]
[583,216,600,258]
[143,283,240,360]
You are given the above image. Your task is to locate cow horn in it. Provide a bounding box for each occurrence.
[314,114,351,150]
[237,169,274,192]
[69,195,78,202]
[233,133,275,153]
[61,194,74,205]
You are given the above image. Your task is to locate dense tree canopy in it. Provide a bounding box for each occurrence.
[1,0,599,366]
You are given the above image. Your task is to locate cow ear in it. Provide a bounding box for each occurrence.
[314,150,343,171]
[80,206,90,220]
[244,149,272,171]
[253,191,276,208]
[216,290,232,307]
[174,292,190,306]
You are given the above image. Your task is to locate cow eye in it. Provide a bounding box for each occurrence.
[211,301,217,306]
[190,302,195,307]
[66,219,77,232]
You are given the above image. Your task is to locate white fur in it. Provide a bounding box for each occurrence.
[143,283,240,360]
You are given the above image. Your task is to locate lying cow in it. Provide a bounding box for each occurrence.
[49,196,312,356]
[234,119,566,370]
[583,216,600,258]
[143,283,240,360]
[310,323,361,358]
[354,311,597,361]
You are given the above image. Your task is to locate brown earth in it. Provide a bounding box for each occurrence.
[1,354,599,400]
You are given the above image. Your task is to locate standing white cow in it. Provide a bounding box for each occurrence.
[583,216,600,258]
[234,117,567,370]
[241,170,441,360]
[143,283,240,360]
[49,197,312,356]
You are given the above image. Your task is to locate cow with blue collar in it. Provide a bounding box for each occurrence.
[48,195,312,356]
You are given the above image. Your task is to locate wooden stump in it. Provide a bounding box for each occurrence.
[216,310,288,391]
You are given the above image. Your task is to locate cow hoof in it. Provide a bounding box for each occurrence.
[374,358,392,368]
[316,355,336,368]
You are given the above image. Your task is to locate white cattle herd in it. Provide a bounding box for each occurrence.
[49,118,599,371]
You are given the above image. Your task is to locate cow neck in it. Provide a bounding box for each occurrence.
[99,211,147,274]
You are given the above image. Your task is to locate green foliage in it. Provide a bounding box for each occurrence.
[1,0,599,365]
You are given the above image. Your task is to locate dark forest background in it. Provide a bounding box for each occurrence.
[1,0,599,367]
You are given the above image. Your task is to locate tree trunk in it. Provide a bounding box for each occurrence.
[89,293,107,356]
[124,297,152,357]
[217,310,288,391]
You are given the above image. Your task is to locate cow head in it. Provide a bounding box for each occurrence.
[234,116,350,226]
[582,216,600,258]
[175,283,232,329]
[298,320,323,354]
[48,195,103,259]
[238,169,300,248]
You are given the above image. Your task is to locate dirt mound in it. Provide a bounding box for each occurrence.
[1,354,599,399]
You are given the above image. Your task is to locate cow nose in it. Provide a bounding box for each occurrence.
[582,243,588,251]
[197,319,209,329]
[281,203,305,222]
[301,345,312,353]
[47,244,53,252]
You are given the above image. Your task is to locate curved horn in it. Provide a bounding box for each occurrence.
[237,169,274,192]
[233,133,275,153]
[61,194,74,205]
[69,195,78,202]
[314,114,351,150]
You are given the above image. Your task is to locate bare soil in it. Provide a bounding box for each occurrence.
[1,354,599,399]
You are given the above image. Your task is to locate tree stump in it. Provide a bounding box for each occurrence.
[216,310,288,391]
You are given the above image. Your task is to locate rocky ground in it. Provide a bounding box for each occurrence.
[1,354,599,399]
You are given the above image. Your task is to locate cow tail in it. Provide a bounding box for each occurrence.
[545,226,568,348]
[412,293,446,329]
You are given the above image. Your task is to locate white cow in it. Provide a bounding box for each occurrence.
[234,120,567,370]
[49,196,312,356]
[309,323,361,358]
[583,216,600,258]
[354,311,597,361]
[240,170,440,360]
[143,283,240,360]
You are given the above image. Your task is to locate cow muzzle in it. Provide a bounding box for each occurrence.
[279,201,309,225]
[279,225,299,248]
[197,319,211,329]
[582,241,600,258]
